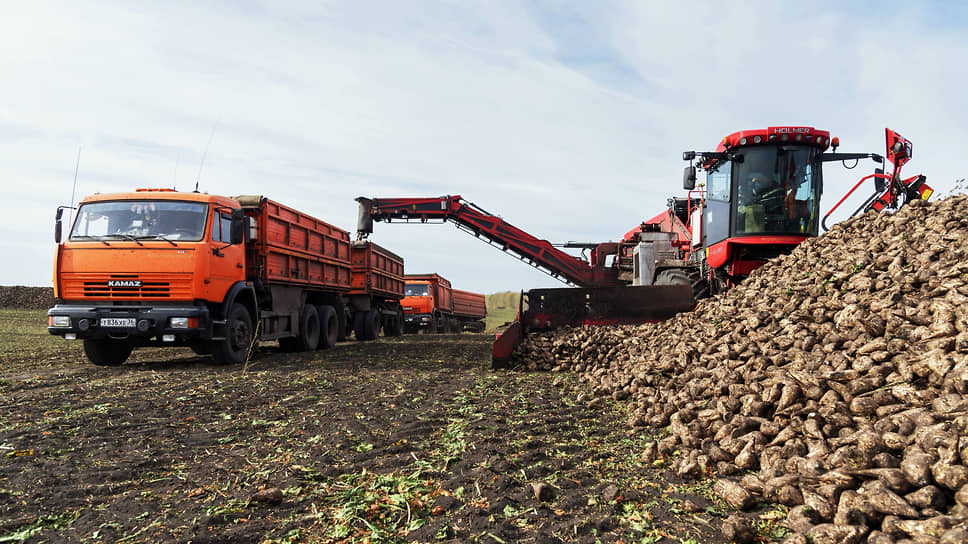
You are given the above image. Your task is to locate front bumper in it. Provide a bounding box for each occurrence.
[404,313,432,328]
[47,303,211,341]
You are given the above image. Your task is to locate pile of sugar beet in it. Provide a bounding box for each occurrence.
[517,195,968,544]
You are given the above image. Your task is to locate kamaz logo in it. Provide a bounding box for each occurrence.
[108,280,142,288]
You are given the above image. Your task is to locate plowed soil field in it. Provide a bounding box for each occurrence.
[0,288,761,544]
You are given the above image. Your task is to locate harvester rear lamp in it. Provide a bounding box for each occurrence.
[739,137,748,145]
[753,136,762,143]
[50,316,71,327]
[163,334,175,342]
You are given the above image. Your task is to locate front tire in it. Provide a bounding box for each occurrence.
[213,304,253,365]
[83,339,133,366]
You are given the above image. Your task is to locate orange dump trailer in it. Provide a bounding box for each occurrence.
[401,273,486,333]
[48,189,403,366]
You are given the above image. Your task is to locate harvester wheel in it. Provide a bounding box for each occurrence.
[83,338,133,366]
[213,303,253,365]
[317,305,339,349]
[655,268,691,286]
[656,268,709,301]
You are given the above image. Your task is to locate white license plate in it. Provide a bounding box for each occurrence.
[100,318,136,328]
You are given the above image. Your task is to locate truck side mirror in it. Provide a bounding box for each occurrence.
[230,209,245,245]
[55,207,67,243]
[683,166,696,190]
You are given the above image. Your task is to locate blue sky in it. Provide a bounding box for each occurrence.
[2,1,966,292]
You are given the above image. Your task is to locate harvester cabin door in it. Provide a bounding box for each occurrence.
[702,162,731,247]
[206,208,245,301]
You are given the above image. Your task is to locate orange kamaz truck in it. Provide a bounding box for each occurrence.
[401,273,486,333]
[48,189,404,365]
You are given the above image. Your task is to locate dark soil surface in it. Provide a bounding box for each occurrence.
[0,288,756,543]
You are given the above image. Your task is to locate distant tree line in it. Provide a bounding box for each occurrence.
[485,291,520,310]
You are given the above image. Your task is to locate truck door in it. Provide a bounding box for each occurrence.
[206,208,245,301]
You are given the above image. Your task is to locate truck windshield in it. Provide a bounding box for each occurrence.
[405,284,429,296]
[734,145,821,235]
[70,201,208,242]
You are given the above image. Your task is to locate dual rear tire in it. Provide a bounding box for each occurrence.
[280,304,339,352]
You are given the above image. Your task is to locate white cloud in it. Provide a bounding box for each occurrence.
[1,1,965,292]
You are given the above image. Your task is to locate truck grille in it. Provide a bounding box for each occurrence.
[61,274,194,300]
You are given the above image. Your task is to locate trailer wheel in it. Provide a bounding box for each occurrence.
[83,338,133,366]
[296,304,321,351]
[384,308,404,337]
[353,309,380,341]
[336,307,348,342]
[318,305,339,349]
[365,309,382,340]
[213,303,253,365]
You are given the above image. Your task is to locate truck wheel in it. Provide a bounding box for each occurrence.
[383,308,403,337]
[318,305,338,349]
[363,309,381,340]
[297,304,321,351]
[352,311,364,340]
[83,338,133,366]
[352,309,379,341]
[213,304,253,365]
[336,307,348,342]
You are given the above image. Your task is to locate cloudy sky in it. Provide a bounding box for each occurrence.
[2,1,966,292]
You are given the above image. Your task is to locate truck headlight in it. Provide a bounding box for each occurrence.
[170,317,189,329]
[50,316,71,328]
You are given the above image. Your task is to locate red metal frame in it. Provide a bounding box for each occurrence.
[359,196,623,287]
[821,128,931,229]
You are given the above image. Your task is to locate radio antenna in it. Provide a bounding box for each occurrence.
[69,147,82,225]
[195,119,220,190]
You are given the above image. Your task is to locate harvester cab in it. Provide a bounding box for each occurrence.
[678,126,832,292]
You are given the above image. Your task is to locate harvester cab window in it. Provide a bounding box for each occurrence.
[405,284,429,296]
[733,146,821,236]
[706,162,731,201]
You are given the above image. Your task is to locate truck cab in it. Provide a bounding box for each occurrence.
[401,276,451,332]
[48,189,250,364]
